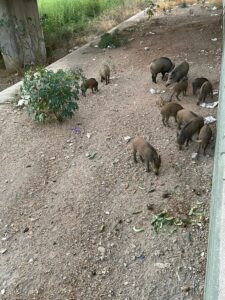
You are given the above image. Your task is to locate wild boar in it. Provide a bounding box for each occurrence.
[150,57,174,83]
[133,137,161,175]
[166,61,189,86]
[161,102,183,126]
[177,117,204,150]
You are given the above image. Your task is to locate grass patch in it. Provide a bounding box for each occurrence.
[38,0,147,53]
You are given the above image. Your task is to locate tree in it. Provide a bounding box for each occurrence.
[0,0,46,72]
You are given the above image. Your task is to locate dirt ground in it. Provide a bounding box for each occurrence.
[0,4,222,300]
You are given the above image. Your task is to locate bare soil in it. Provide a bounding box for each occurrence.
[0,5,222,300]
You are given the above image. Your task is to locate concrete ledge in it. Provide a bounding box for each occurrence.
[0,10,147,105]
[204,3,225,299]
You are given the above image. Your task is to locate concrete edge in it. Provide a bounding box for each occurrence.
[0,9,147,105]
[204,3,225,300]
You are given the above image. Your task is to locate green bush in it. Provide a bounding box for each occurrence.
[98,30,128,48]
[21,68,85,122]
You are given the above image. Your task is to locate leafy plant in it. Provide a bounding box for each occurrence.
[152,203,205,233]
[21,67,85,122]
[145,0,159,18]
[98,29,128,48]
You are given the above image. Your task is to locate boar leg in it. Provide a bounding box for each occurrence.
[170,91,175,101]
[133,149,138,163]
[162,116,166,126]
[146,161,150,173]
[185,138,190,147]
[139,155,144,163]
[152,74,157,84]
[176,92,181,101]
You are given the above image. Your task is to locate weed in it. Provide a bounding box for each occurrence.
[98,29,128,48]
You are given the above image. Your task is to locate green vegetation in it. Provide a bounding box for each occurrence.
[98,30,128,48]
[21,68,85,122]
[38,0,147,53]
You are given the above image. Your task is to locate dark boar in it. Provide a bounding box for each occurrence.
[81,78,98,96]
[166,61,189,86]
[170,76,188,101]
[150,57,174,83]
[177,117,204,150]
[99,64,110,85]
[176,109,199,129]
[161,102,183,126]
[133,137,161,175]
[192,77,208,95]
[197,81,213,105]
[196,124,212,155]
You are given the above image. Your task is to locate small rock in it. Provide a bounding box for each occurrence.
[144,47,150,51]
[50,157,56,160]
[98,246,106,255]
[23,227,29,233]
[147,203,154,211]
[1,289,5,295]
[0,249,7,254]
[26,164,31,168]
[86,133,92,139]
[162,191,171,198]
[181,285,191,292]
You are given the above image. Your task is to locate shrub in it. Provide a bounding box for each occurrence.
[98,29,128,48]
[21,67,85,122]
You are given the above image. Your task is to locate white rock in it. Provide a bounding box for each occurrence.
[1,289,5,295]
[98,246,106,255]
[211,38,217,42]
[86,133,92,139]
[144,47,150,51]
[0,249,7,254]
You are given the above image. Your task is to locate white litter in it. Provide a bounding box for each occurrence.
[86,133,92,139]
[204,116,217,124]
[211,38,217,42]
[124,136,131,143]
[212,6,217,10]
[144,47,150,51]
[200,101,218,109]
[149,32,156,35]
[150,88,165,94]
[213,89,219,95]
[191,153,198,160]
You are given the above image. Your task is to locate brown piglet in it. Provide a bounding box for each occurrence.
[161,102,183,126]
[133,137,161,175]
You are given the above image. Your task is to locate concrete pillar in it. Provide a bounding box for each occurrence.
[0,0,46,71]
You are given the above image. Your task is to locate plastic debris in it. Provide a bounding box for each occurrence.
[135,253,145,261]
[212,6,217,10]
[86,133,92,139]
[124,136,131,143]
[71,127,81,133]
[204,116,217,124]
[144,47,150,51]
[133,226,144,233]
[1,289,5,295]
[86,152,97,160]
[200,101,218,109]
[213,89,219,95]
[150,88,165,94]
[191,152,198,160]
[211,38,217,42]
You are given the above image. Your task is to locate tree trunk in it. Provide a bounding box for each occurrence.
[0,0,46,72]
